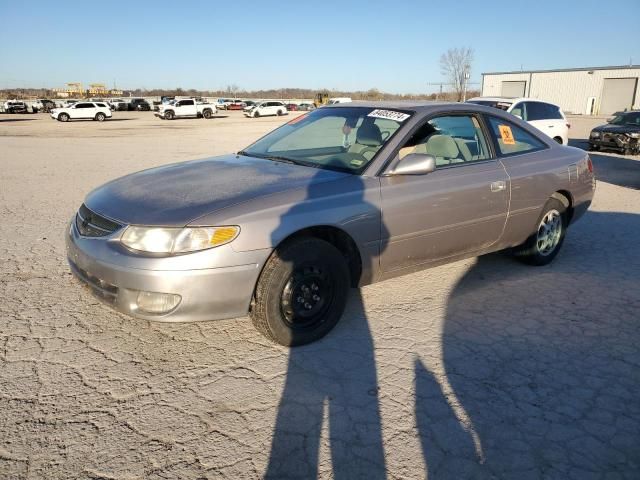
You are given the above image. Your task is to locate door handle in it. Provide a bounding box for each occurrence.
[490,181,506,192]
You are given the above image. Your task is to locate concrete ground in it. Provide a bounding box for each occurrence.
[1,110,639,479]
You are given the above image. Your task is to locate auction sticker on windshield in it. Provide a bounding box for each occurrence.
[367,109,410,122]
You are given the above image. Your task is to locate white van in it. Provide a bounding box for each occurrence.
[467,97,569,145]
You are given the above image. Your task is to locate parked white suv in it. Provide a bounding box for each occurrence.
[244,101,287,118]
[50,101,113,122]
[467,97,569,145]
[155,98,217,120]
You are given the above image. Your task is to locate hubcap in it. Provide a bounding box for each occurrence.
[536,209,562,256]
[280,265,333,329]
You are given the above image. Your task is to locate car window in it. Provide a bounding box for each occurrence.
[95,103,107,107]
[76,103,94,108]
[526,102,563,121]
[398,115,491,167]
[510,103,526,120]
[486,116,547,156]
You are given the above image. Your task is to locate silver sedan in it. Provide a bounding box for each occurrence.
[67,102,595,345]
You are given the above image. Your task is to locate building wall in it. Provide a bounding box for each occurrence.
[482,68,640,114]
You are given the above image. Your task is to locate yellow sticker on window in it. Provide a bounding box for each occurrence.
[498,125,516,145]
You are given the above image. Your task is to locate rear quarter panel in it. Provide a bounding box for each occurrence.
[498,145,594,249]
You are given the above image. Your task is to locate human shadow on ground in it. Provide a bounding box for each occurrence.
[416,210,640,478]
[265,160,388,479]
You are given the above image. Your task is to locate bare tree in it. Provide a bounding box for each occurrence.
[440,47,474,102]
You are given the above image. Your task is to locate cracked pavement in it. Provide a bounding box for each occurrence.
[1,112,639,479]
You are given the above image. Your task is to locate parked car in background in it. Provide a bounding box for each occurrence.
[298,103,316,111]
[3,101,29,113]
[467,97,569,145]
[589,110,640,155]
[285,103,299,111]
[244,101,287,118]
[50,101,113,122]
[32,99,56,113]
[62,99,79,108]
[128,98,151,111]
[155,98,217,120]
[243,101,260,112]
[153,96,175,111]
[216,98,234,110]
[226,100,246,110]
[66,102,595,346]
[328,97,352,105]
[108,98,128,111]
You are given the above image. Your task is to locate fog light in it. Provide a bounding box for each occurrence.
[136,291,181,314]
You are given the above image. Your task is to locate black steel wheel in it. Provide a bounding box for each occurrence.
[251,237,350,346]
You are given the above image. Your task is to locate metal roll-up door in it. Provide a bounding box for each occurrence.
[599,78,637,114]
[501,81,526,97]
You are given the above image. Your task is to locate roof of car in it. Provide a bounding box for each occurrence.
[323,100,503,112]
[467,96,560,106]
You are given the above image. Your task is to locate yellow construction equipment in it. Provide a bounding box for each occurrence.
[314,92,329,107]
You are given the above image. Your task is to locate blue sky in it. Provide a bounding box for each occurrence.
[1,0,639,93]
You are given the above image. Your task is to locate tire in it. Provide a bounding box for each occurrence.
[203,109,212,119]
[253,110,260,118]
[514,198,567,266]
[164,110,175,120]
[95,112,106,122]
[58,113,70,122]
[277,109,284,116]
[251,237,350,346]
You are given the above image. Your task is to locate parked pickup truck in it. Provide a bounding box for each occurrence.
[155,98,217,119]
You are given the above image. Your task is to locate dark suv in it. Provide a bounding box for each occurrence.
[128,98,151,111]
[589,111,640,155]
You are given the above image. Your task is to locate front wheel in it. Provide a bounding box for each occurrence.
[58,113,70,122]
[253,110,260,118]
[514,198,567,266]
[164,110,174,120]
[250,237,350,346]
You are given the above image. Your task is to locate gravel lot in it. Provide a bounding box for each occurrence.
[1,110,639,479]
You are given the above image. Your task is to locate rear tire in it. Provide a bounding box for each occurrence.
[203,109,212,119]
[514,198,567,266]
[250,237,350,346]
[95,112,106,122]
[277,109,284,116]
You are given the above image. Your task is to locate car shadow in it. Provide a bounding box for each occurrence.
[0,118,37,122]
[416,210,640,478]
[569,138,640,189]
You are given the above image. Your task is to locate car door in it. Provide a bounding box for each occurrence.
[379,113,509,273]
[180,99,197,116]
[71,103,93,119]
[523,101,563,142]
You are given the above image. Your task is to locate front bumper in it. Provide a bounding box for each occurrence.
[66,220,271,322]
[589,133,640,153]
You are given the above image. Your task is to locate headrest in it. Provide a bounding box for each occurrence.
[425,135,459,158]
[356,123,383,147]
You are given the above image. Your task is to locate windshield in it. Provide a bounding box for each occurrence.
[610,113,640,125]
[241,106,412,173]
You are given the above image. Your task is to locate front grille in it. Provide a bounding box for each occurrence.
[76,204,122,237]
[69,260,118,305]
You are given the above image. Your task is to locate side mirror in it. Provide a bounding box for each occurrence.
[388,153,436,176]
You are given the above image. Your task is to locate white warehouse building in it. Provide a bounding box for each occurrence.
[481,65,640,115]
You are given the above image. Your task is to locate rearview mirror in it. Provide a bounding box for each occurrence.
[388,153,436,176]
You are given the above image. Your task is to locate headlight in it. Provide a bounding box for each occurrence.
[626,132,640,139]
[121,226,239,254]
[590,131,600,138]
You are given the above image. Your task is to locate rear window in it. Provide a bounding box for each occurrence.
[526,102,563,121]
[486,116,547,156]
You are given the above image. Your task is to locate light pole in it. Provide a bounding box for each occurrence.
[462,67,470,102]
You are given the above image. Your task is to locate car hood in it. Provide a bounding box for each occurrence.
[84,154,349,226]
[593,124,640,134]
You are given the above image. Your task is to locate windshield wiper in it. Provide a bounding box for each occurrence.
[241,151,303,165]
